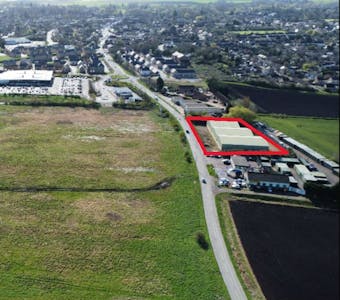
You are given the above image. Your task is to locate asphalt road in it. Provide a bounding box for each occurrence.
[98,27,247,300]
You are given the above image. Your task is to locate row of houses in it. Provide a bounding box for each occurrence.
[117,50,197,80]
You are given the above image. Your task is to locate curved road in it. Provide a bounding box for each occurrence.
[98,28,247,300]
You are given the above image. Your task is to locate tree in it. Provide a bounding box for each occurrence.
[0,37,4,49]
[226,106,256,123]
[156,76,164,92]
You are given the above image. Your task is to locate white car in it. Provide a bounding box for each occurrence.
[231,181,240,189]
[218,178,229,187]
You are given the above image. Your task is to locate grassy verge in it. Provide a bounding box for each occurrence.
[207,164,217,178]
[216,194,265,300]
[229,192,314,208]
[0,54,13,62]
[0,105,229,299]
[257,114,339,161]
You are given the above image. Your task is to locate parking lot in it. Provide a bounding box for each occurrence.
[207,156,260,190]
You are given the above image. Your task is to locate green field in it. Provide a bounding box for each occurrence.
[0,106,229,299]
[0,54,12,63]
[257,115,339,161]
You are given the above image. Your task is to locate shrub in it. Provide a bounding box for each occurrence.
[184,151,192,163]
[196,232,209,250]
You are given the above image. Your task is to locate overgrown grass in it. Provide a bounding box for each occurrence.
[257,115,339,161]
[0,105,229,299]
[0,94,98,108]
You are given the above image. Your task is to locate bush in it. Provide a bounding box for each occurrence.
[179,131,187,145]
[184,151,192,163]
[196,232,209,250]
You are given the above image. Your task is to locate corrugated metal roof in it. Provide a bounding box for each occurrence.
[212,127,253,136]
[218,136,269,147]
[207,121,240,128]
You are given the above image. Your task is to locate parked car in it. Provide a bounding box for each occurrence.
[307,163,318,171]
[231,181,241,189]
[218,177,229,187]
[236,178,247,188]
[227,168,243,178]
[222,159,231,165]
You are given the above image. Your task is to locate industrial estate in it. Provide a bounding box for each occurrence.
[207,120,269,151]
[0,1,338,300]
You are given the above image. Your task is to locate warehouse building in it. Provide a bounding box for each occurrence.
[0,69,53,87]
[207,120,269,151]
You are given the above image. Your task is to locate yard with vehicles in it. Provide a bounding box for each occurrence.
[257,115,339,162]
[227,199,339,300]
[0,105,228,300]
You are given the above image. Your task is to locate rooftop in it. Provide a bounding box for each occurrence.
[0,70,53,82]
[207,120,240,128]
[247,172,290,184]
[218,136,269,147]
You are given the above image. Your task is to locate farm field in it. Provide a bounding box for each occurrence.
[258,115,339,161]
[224,83,339,118]
[229,200,339,300]
[0,106,229,300]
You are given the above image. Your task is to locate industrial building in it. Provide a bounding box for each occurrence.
[172,97,224,115]
[207,120,269,151]
[294,164,329,184]
[0,70,54,87]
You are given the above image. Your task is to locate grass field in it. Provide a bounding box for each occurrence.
[257,115,339,161]
[0,54,12,63]
[0,106,229,299]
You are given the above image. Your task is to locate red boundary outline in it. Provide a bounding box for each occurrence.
[186,116,289,156]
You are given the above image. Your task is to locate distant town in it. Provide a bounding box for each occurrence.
[0,1,339,300]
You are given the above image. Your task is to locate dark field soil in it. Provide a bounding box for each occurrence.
[229,85,339,118]
[230,200,339,300]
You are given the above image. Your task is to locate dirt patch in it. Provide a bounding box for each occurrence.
[106,212,122,222]
[6,107,159,133]
[72,195,155,224]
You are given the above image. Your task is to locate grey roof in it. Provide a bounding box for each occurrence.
[207,120,240,128]
[247,172,290,184]
[231,155,249,167]
[212,127,253,136]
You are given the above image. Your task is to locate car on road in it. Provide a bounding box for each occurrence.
[202,178,207,184]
